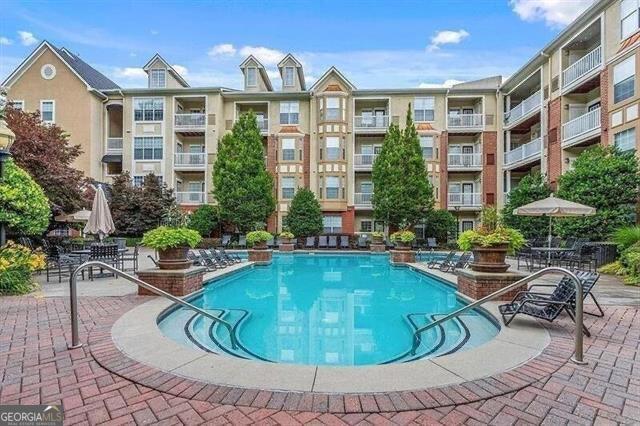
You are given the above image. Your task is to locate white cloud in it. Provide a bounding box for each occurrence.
[18,31,38,46]
[172,64,188,76]
[0,37,12,45]
[150,29,159,35]
[208,43,237,57]
[428,30,469,51]
[509,0,596,27]
[113,67,146,79]
[239,45,284,66]
[418,79,465,89]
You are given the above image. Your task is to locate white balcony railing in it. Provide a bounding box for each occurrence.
[562,107,601,143]
[505,90,541,126]
[448,114,484,129]
[174,153,206,167]
[354,153,378,169]
[257,118,268,132]
[448,192,481,207]
[562,45,602,88]
[176,192,205,204]
[354,192,373,205]
[106,137,123,151]
[448,153,482,168]
[504,137,542,166]
[174,113,206,129]
[354,115,389,130]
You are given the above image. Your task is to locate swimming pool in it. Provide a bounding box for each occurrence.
[158,253,498,366]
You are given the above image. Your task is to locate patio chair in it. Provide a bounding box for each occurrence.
[384,239,395,250]
[205,249,233,266]
[564,244,600,272]
[340,236,350,249]
[45,245,86,283]
[427,251,455,269]
[219,247,242,263]
[318,236,328,249]
[426,238,437,250]
[198,249,226,269]
[266,237,275,248]
[305,236,316,249]
[237,235,247,248]
[440,252,471,273]
[221,234,232,247]
[328,236,338,249]
[357,235,369,249]
[88,244,120,280]
[120,244,140,272]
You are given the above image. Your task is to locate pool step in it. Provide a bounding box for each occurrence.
[186,310,251,359]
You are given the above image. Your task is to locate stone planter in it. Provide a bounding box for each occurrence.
[279,241,295,252]
[372,236,384,245]
[248,249,273,265]
[157,247,191,270]
[470,244,509,273]
[252,241,268,250]
[393,241,412,251]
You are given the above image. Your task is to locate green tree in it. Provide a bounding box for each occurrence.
[502,173,552,239]
[0,160,50,236]
[139,173,175,231]
[556,146,640,240]
[188,204,219,237]
[372,107,434,228]
[421,209,457,244]
[283,188,323,237]
[213,111,275,232]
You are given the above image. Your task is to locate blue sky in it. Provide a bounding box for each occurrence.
[0,0,596,89]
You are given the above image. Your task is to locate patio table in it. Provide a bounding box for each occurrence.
[530,247,574,268]
[70,248,127,278]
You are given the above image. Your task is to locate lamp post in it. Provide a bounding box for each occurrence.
[0,117,16,247]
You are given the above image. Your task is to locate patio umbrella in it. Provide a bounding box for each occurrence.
[514,194,596,265]
[84,185,115,241]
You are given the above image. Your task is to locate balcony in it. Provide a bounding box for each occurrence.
[353,115,389,133]
[562,45,602,91]
[354,153,378,170]
[176,192,205,205]
[174,113,206,131]
[503,137,542,168]
[174,153,206,169]
[448,192,481,208]
[505,90,541,127]
[448,153,482,170]
[106,137,123,152]
[448,114,484,131]
[562,107,601,147]
[354,192,373,208]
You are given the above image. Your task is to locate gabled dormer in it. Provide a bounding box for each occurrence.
[277,54,305,91]
[239,55,273,92]
[142,54,189,89]
[310,66,356,94]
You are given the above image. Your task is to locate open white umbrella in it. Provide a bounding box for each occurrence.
[514,194,596,264]
[84,186,115,241]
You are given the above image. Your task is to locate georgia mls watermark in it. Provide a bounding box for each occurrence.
[0,405,63,426]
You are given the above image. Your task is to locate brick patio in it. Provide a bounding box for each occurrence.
[1,294,639,425]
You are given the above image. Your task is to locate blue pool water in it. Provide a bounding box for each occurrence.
[159,254,498,366]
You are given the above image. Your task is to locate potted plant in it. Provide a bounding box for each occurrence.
[247,230,272,250]
[371,231,384,245]
[279,231,294,244]
[141,226,202,270]
[457,207,525,273]
[390,230,416,250]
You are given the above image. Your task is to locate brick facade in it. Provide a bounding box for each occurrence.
[390,250,416,264]
[439,131,448,208]
[248,249,273,264]
[341,206,355,234]
[136,267,206,297]
[482,131,497,206]
[547,98,562,190]
[456,269,528,301]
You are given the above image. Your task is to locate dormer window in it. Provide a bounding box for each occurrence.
[149,69,166,88]
[246,67,257,87]
[284,66,295,87]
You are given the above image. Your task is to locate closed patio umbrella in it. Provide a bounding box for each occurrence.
[84,186,115,241]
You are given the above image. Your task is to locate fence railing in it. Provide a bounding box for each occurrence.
[448,192,481,206]
[563,45,602,88]
[448,153,482,168]
[354,153,378,168]
[174,153,206,167]
[562,107,601,143]
[354,115,389,129]
[174,113,206,128]
[448,113,484,129]
[504,137,542,166]
[354,192,373,205]
[176,192,205,204]
[505,90,541,126]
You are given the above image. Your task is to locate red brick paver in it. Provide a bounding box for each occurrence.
[1,295,639,425]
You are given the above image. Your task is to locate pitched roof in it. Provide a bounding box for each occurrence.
[142,53,189,87]
[310,66,356,92]
[277,53,306,90]
[238,55,273,91]
[56,47,120,90]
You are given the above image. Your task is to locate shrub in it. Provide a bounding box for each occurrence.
[141,227,201,251]
[600,241,640,286]
[390,230,416,243]
[457,207,525,253]
[246,230,272,246]
[0,160,50,235]
[188,205,219,237]
[371,231,384,238]
[283,188,323,237]
[611,226,640,251]
[0,242,46,295]
[502,173,552,239]
[279,231,294,239]
[421,210,456,244]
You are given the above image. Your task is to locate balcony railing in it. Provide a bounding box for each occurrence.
[354,192,373,205]
[176,192,205,204]
[448,192,481,207]
[448,114,484,129]
[504,137,542,166]
[354,153,378,169]
[174,113,206,129]
[175,153,206,167]
[505,90,541,126]
[107,137,123,151]
[448,153,482,168]
[562,107,601,143]
[354,115,389,130]
[562,45,602,88]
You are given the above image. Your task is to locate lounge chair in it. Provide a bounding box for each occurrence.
[207,249,234,266]
[357,235,369,249]
[305,237,316,249]
[426,238,437,250]
[318,236,328,249]
[221,234,232,247]
[266,237,275,248]
[237,235,247,248]
[440,252,471,273]
[427,251,455,269]
[340,236,350,249]
[188,250,219,271]
[217,248,241,264]
[198,249,226,269]
[384,239,395,250]
[328,236,338,249]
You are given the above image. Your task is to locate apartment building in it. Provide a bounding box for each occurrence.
[2,0,639,236]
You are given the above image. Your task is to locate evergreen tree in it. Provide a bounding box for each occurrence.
[283,188,323,237]
[139,173,175,231]
[421,209,457,244]
[372,106,434,229]
[188,204,219,237]
[502,173,552,239]
[213,112,275,232]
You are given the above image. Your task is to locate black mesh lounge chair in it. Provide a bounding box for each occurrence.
[318,236,328,249]
[440,252,471,273]
[385,239,395,250]
[207,249,234,266]
[216,248,240,264]
[305,237,316,249]
[328,236,338,249]
[357,235,369,249]
[237,235,247,248]
[221,234,232,247]
[340,236,350,249]
[219,248,242,263]
[426,238,437,250]
[427,251,455,269]
[198,249,226,269]
[188,250,218,271]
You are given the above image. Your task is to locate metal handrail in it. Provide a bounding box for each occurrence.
[410,267,586,364]
[68,261,238,350]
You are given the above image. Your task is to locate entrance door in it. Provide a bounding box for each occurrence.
[374,109,386,128]
[462,145,474,167]
[462,183,474,205]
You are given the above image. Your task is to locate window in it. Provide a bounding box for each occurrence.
[134,98,163,121]
[133,176,144,187]
[284,66,295,87]
[615,128,636,151]
[149,69,166,88]
[420,136,434,159]
[621,0,640,39]
[325,137,340,160]
[374,221,385,232]
[414,97,435,122]
[461,220,474,232]
[323,216,342,233]
[325,176,340,199]
[325,97,340,120]
[246,67,257,87]
[282,138,296,161]
[40,100,54,123]
[281,176,296,199]
[106,162,122,176]
[280,101,299,124]
[134,137,163,160]
[9,100,24,111]
[614,56,635,104]
[360,220,372,232]
[360,181,373,194]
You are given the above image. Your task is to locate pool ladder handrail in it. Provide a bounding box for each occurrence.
[410,267,587,364]
[67,260,238,350]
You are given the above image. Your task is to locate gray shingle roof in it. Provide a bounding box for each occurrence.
[55,47,120,90]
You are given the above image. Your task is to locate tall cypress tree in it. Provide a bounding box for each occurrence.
[213,111,275,232]
[283,188,323,237]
